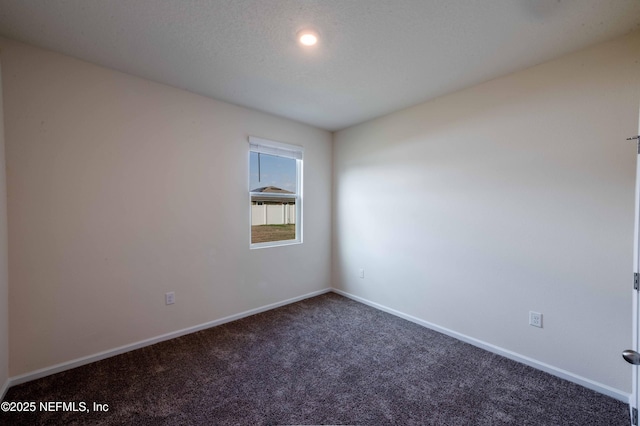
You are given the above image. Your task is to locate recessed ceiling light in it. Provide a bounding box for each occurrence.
[297,30,318,47]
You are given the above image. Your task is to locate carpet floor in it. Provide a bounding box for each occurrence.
[1,292,630,425]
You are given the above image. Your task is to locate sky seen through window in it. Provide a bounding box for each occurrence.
[249,152,297,193]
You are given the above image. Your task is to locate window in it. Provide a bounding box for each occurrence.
[249,136,303,248]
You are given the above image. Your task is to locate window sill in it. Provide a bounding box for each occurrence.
[250,240,302,250]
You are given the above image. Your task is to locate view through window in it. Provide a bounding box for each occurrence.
[249,138,302,247]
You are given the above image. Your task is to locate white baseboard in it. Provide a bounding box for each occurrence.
[0,378,8,401]
[8,288,332,388]
[332,288,630,403]
[5,286,629,403]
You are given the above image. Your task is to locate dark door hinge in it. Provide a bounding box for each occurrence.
[635,273,639,291]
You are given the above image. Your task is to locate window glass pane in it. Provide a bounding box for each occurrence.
[250,152,298,245]
[249,152,296,193]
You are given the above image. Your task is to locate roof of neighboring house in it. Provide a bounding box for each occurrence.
[251,186,296,204]
[251,186,294,194]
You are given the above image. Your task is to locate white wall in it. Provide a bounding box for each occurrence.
[0,37,332,377]
[333,31,640,394]
[0,56,9,398]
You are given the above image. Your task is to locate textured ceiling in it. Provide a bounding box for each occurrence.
[0,1,639,131]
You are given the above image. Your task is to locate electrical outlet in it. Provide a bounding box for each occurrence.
[359,268,364,279]
[529,311,542,328]
[165,291,175,305]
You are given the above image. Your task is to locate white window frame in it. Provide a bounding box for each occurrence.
[249,136,303,249]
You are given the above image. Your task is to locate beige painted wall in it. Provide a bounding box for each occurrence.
[0,56,9,395]
[0,38,332,376]
[333,31,640,394]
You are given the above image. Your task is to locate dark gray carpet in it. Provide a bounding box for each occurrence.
[1,292,629,425]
